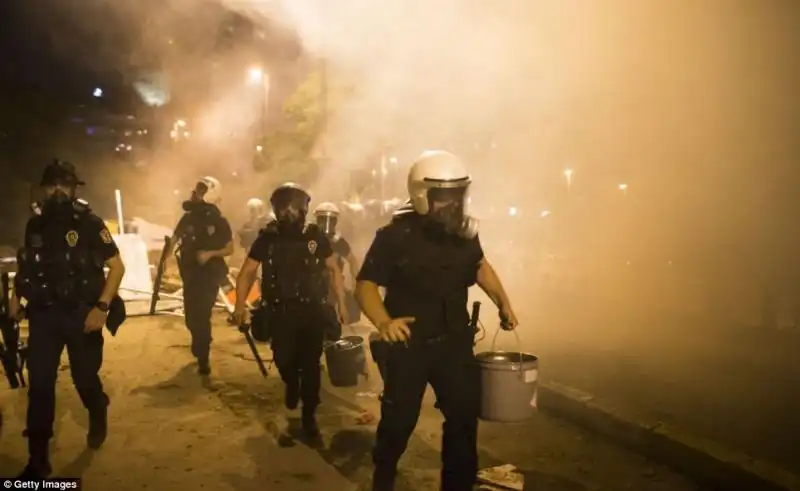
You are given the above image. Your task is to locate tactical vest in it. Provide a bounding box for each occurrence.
[260,224,328,303]
[176,205,227,278]
[382,212,481,337]
[16,202,105,310]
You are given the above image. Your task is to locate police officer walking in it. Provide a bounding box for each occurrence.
[355,151,519,491]
[238,198,270,250]
[171,176,233,375]
[234,183,347,438]
[11,160,126,478]
[313,202,361,324]
[314,202,361,282]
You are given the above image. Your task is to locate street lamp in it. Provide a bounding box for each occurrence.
[247,66,269,140]
[618,183,628,196]
[564,169,573,191]
[247,67,264,85]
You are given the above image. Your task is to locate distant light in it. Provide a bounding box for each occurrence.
[93,87,103,98]
[540,210,551,218]
[248,67,264,84]
[371,169,377,177]
[389,157,398,165]
[183,131,190,138]
[564,168,573,178]
[255,145,263,152]
[509,207,518,217]
[126,145,132,151]
[176,120,187,128]
[231,171,238,177]
[618,183,628,191]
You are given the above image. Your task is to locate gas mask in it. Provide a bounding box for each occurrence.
[41,189,74,217]
[426,187,479,240]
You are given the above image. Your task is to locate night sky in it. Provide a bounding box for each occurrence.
[0,0,135,103]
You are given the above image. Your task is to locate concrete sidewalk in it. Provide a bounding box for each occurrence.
[0,315,702,490]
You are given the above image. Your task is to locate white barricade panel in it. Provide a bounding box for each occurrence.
[113,233,152,301]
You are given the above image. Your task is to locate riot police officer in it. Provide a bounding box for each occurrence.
[313,202,361,324]
[238,198,270,250]
[233,183,347,438]
[11,160,126,478]
[355,150,519,491]
[171,176,233,375]
[314,202,360,282]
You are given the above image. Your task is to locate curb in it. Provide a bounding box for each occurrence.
[539,381,800,491]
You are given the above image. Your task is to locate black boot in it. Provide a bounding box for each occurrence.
[198,357,211,375]
[372,466,397,491]
[19,438,52,478]
[87,403,108,449]
[301,406,320,440]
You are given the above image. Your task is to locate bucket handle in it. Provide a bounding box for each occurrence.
[490,325,525,375]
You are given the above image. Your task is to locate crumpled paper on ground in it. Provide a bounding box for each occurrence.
[476,464,524,490]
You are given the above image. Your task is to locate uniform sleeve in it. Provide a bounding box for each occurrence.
[316,230,334,260]
[334,236,352,257]
[470,233,485,264]
[247,232,270,263]
[87,215,119,262]
[356,227,397,287]
[215,216,233,244]
[172,214,189,238]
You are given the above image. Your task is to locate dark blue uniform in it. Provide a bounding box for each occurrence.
[248,222,333,423]
[174,202,232,370]
[15,200,118,475]
[358,210,484,491]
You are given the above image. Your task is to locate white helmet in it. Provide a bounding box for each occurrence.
[198,176,222,204]
[407,150,471,215]
[406,150,478,239]
[247,198,264,210]
[313,202,340,216]
[314,202,340,235]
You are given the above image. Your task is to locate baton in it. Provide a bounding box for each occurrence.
[239,324,269,377]
[469,301,482,334]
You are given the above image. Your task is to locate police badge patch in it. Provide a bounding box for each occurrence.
[65,230,79,247]
[308,240,317,254]
[100,229,113,244]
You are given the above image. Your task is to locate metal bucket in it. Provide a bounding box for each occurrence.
[475,329,538,422]
[324,335,367,387]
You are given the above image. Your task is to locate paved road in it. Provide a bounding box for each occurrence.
[489,279,800,476]
[0,315,702,491]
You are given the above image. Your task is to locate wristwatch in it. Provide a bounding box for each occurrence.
[95,301,110,313]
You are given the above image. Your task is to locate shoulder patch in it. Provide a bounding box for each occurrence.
[100,228,114,244]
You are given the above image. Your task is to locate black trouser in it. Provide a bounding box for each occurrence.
[182,271,219,362]
[26,306,108,457]
[373,332,480,491]
[269,301,326,412]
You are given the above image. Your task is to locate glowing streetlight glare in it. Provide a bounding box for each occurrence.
[540,210,551,218]
[93,87,103,98]
[255,145,263,152]
[176,119,186,128]
[509,207,518,217]
[389,157,398,165]
[564,169,573,179]
[618,183,628,190]
[248,67,264,84]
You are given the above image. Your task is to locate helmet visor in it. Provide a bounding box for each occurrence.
[427,186,468,232]
[316,215,338,235]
